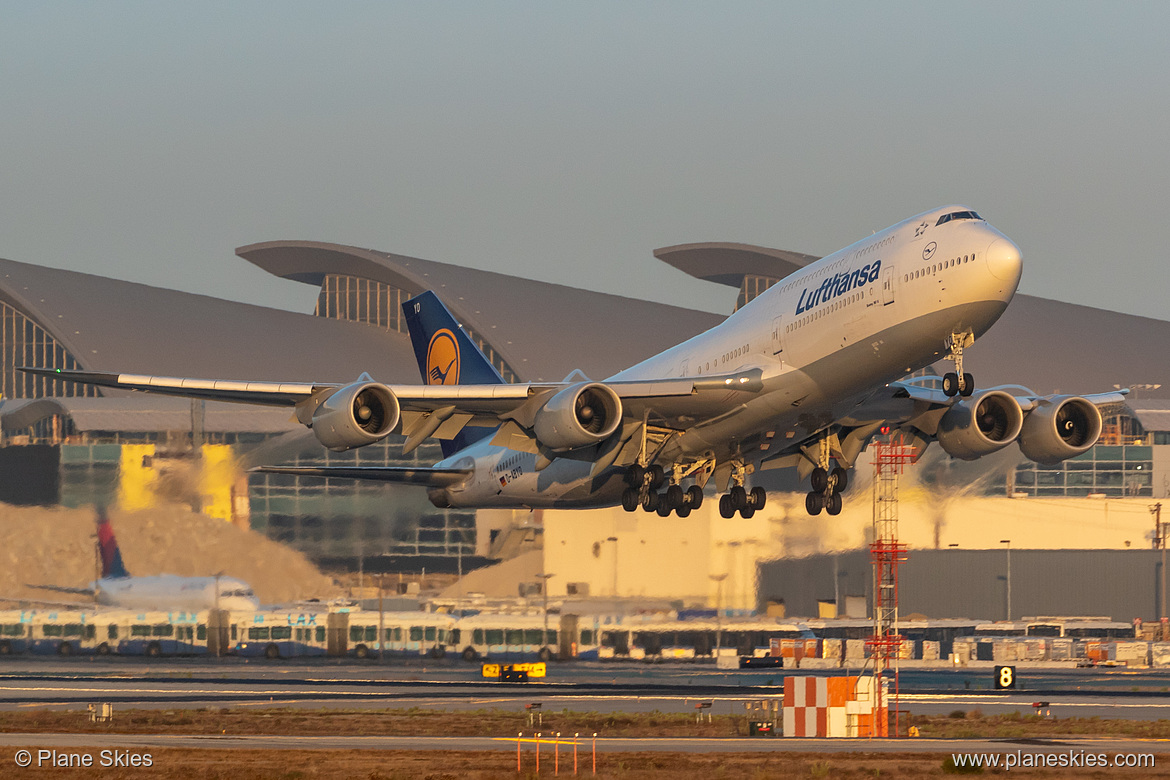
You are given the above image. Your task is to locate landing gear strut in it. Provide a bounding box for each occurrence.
[942,331,975,398]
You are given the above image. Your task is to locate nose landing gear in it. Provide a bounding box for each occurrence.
[942,331,975,398]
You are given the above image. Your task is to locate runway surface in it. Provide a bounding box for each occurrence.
[2,731,1168,756]
[4,658,1170,720]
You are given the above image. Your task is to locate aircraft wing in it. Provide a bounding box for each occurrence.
[25,583,96,597]
[20,366,766,437]
[249,465,473,487]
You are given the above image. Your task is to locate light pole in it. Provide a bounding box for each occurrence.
[709,573,728,655]
[606,536,618,600]
[1000,539,1011,622]
[537,572,556,655]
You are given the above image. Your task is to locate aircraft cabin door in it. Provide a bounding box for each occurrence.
[771,316,784,355]
[881,266,896,305]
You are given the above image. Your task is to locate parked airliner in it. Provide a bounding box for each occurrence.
[28,513,259,612]
[26,206,1124,518]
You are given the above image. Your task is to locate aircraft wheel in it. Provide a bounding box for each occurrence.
[942,372,959,397]
[810,467,828,492]
[641,490,660,512]
[749,486,767,510]
[719,494,735,519]
[831,467,848,493]
[621,488,640,512]
[686,485,704,509]
[656,498,672,517]
[625,464,645,487]
[729,485,747,510]
[805,491,823,516]
[666,484,684,509]
[961,373,975,397]
[647,464,666,489]
[826,492,843,516]
[676,503,691,518]
[739,504,755,519]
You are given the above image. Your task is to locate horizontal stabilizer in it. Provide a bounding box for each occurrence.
[26,584,96,597]
[250,465,471,487]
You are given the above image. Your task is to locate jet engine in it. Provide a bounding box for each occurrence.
[935,390,1024,461]
[310,382,401,451]
[532,382,622,452]
[1017,396,1102,465]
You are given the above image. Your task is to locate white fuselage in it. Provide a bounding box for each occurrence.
[434,206,1023,509]
[95,575,259,612]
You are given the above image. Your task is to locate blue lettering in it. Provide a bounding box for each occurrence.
[868,259,882,283]
[796,288,808,314]
[849,269,861,289]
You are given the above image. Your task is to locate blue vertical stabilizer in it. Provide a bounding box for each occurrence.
[402,291,506,457]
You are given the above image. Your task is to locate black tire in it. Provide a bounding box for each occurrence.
[647,464,666,489]
[826,492,843,516]
[961,373,975,397]
[676,503,691,518]
[810,467,828,492]
[749,486,767,509]
[428,646,446,659]
[666,484,684,509]
[943,372,959,397]
[719,493,735,519]
[145,641,161,658]
[831,467,848,493]
[739,504,755,519]
[0,640,11,655]
[538,646,554,663]
[656,499,672,517]
[641,490,659,512]
[621,487,640,512]
[686,485,704,509]
[462,646,479,662]
[729,485,747,510]
[626,464,645,487]
[264,644,280,660]
[58,641,73,656]
[96,642,110,656]
[805,491,823,516]
[354,644,370,659]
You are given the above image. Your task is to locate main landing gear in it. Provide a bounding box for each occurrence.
[805,465,848,516]
[620,464,704,517]
[717,462,765,519]
[942,331,975,398]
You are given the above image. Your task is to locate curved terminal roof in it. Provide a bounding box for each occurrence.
[0,256,420,387]
[0,397,297,434]
[237,241,723,382]
[652,242,821,288]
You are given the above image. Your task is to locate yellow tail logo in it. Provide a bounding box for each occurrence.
[426,329,460,385]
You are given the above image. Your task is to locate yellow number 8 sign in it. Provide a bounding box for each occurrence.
[994,665,1016,689]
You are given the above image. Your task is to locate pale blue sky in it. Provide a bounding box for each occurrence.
[2,2,1166,319]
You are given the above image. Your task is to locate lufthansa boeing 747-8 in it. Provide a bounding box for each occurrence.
[25,206,1125,517]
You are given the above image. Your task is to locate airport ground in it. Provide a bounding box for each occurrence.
[5,659,1170,776]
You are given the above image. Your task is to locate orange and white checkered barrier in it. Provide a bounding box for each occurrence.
[782,675,886,737]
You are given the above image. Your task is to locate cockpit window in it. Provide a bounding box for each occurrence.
[936,211,982,226]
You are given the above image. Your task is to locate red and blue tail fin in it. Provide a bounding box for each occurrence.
[96,510,130,579]
[402,291,505,457]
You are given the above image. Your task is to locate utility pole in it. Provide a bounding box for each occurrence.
[709,573,728,655]
[1153,503,1165,623]
[537,572,556,654]
[1000,540,1012,622]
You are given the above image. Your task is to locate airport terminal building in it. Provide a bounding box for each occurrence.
[2,238,1170,614]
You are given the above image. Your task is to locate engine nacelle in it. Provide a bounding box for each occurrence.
[310,382,400,451]
[1018,395,1102,465]
[935,390,1024,461]
[532,382,622,452]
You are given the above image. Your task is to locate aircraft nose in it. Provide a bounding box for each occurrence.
[985,237,1022,282]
